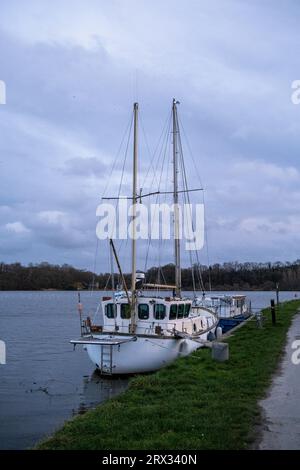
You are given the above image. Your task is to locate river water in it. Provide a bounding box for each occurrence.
[0,290,298,449]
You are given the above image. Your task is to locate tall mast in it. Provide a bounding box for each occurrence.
[130,102,138,333]
[172,99,181,297]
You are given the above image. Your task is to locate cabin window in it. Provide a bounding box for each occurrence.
[178,304,184,319]
[169,304,178,320]
[184,304,191,318]
[154,304,166,320]
[121,303,131,319]
[105,303,116,319]
[138,304,149,320]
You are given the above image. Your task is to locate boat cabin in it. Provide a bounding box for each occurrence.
[97,295,214,336]
[195,294,248,318]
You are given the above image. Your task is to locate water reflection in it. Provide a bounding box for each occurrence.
[75,371,129,416]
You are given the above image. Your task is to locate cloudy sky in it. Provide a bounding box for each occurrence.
[0,0,300,273]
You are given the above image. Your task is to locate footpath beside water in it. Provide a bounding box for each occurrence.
[37,300,300,450]
[258,311,300,449]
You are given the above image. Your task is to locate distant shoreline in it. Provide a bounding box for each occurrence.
[1,288,299,293]
[2,261,300,292]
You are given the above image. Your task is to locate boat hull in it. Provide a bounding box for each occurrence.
[218,313,251,334]
[85,332,212,375]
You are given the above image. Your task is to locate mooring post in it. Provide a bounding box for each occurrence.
[212,342,229,362]
[270,299,276,325]
[276,283,280,314]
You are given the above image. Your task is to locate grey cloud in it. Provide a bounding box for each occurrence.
[62,157,107,176]
[0,1,300,270]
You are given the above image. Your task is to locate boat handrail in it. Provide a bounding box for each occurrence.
[70,336,137,346]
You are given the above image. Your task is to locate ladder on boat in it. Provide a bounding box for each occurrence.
[70,335,137,376]
[100,344,113,375]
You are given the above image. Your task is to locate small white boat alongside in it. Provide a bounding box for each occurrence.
[70,100,218,375]
[194,294,249,317]
[193,294,251,334]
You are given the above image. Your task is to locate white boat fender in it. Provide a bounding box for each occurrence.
[179,340,188,354]
[216,326,223,339]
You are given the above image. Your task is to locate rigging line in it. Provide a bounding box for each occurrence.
[203,190,212,291]
[177,128,197,295]
[90,237,99,296]
[112,111,134,258]
[181,173,197,294]
[140,110,172,192]
[109,118,133,276]
[160,266,167,285]
[116,112,134,202]
[92,302,102,324]
[95,110,133,296]
[157,139,173,287]
[102,108,133,282]
[139,114,159,191]
[181,155,205,293]
[144,114,172,273]
[177,118,205,293]
[145,122,172,277]
[147,111,172,196]
[178,114,203,189]
[104,274,111,290]
[101,112,134,199]
[155,117,173,290]
[178,148,195,289]
[178,113,212,290]
[103,238,112,291]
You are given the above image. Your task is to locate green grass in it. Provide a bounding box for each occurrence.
[37,300,300,450]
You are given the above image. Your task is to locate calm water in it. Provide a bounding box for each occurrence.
[0,290,299,449]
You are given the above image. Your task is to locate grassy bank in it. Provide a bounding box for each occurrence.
[37,300,300,450]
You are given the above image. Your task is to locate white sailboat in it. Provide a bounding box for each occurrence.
[71,100,218,375]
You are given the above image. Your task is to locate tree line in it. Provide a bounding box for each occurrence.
[1,260,300,291]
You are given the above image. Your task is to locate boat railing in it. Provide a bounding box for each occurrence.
[100,314,217,336]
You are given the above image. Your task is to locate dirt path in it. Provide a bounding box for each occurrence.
[259,312,300,449]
